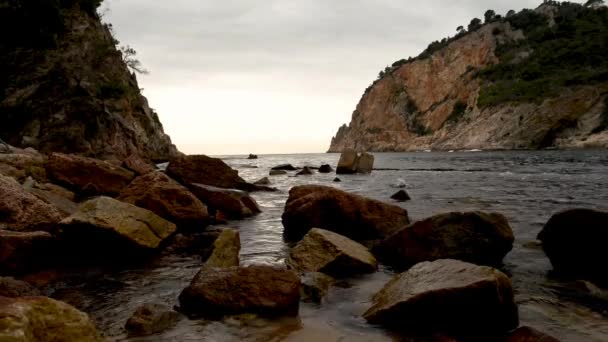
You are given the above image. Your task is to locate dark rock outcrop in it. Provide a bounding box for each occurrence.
[282,185,410,242]
[336,150,375,174]
[318,164,333,173]
[296,166,314,176]
[300,272,335,303]
[125,303,181,337]
[272,164,297,171]
[122,154,156,176]
[0,277,42,298]
[375,212,514,270]
[390,190,411,202]
[0,230,55,274]
[504,326,561,342]
[189,184,261,220]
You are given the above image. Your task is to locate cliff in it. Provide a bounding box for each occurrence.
[329,2,608,152]
[0,0,178,161]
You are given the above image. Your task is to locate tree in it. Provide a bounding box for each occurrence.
[468,18,482,31]
[585,0,605,8]
[484,9,496,23]
[120,45,149,75]
[456,25,465,34]
[506,10,516,18]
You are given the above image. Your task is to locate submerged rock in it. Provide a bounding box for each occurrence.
[178,265,300,318]
[272,164,297,171]
[46,153,135,196]
[0,277,42,298]
[166,154,251,191]
[504,326,561,342]
[363,259,518,338]
[296,166,314,176]
[0,230,55,274]
[375,212,514,270]
[189,183,261,220]
[390,190,411,202]
[333,177,341,182]
[270,169,288,176]
[117,172,209,230]
[254,177,271,185]
[287,228,377,277]
[125,303,181,337]
[282,185,410,242]
[0,296,102,342]
[318,164,333,173]
[537,208,608,283]
[300,272,335,303]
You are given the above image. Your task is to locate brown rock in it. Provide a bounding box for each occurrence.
[282,185,410,242]
[0,151,47,182]
[287,228,377,277]
[0,296,102,341]
[46,153,135,196]
[375,212,514,270]
[0,174,63,231]
[28,187,79,217]
[203,228,241,269]
[0,277,42,298]
[118,172,209,230]
[41,183,76,201]
[318,164,334,173]
[336,149,358,174]
[254,177,271,185]
[125,303,181,337]
[296,166,314,176]
[164,230,222,256]
[391,190,411,202]
[0,230,55,274]
[178,265,300,318]
[504,326,560,342]
[166,154,249,190]
[356,153,375,173]
[122,153,156,175]
[189,183,261,219]
[300,272,335,303]
[363,259,518,338]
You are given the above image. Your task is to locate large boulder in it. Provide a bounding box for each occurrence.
[46,153,135,196]
[178,265,300,318]
[189,183,261,220]
[356,153,375,174]
[0,277,42,298]
[166,154,249,190]
[122,153,156,176]
[0,230,55,274]
[202,228,241,269]
[0,296,102,341]
[0,151,47,182]
[374,212,514,270]
[0,174,63,231]
[363,259,518,338]
[336,150,375,174]
[117,172,210,230]
[57,197,177,252]
[318,164,333,173]
[125,303,181,337]
[537,208,608,283]
[282,185,410,242]
[287,228,377,276]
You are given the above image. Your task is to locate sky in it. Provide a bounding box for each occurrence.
[104,0,552,155]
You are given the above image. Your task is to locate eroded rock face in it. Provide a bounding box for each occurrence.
[282,185,410,242]
[537,208,608,283]
[375,212,514,270]
[363,259,518,338]
[125,303,181,337]
[178,265,300,318]
[0,174,63,232]
[58,196,177,251]
[287,228,377,277]
[117,172,209,230]
[0,230,55,275]
[189,184,261,220]
[0,296,102,342]
[46,153,135,196]
[166,154,248,190]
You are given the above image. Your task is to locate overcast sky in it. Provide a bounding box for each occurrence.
[104,0,554,155]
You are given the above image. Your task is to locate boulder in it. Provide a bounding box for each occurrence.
[0,174,63,231]
[0,230,55,274]
[270,169,288,176]
[356,153,375,174]
[336,149,358,174]
[504,326,560,342]
[46,153,135,196]
[390,190,411,202]
[318,164,333,173]
[164,230,222,256]
[58,197,177,252]
[189,183,261,219]
[363,259,518,338]
[122,153,156,176]
[0,277,42,298]
[254,177,271,185]
[178,265,300,318]
[0,151,47,182]
[248,154,258,159]
[166,154,249,190]
[333,177,341,182]
[296,167,313,176]
[282,185,410,242]
[300,272,335,303]
[374,212,514,270]
[287,228,377,276]
[28,186,79,217]
[125,303,181,337]
[203,228,241,269]
[537,209,608,283]
[272,164,297,171]
[0,296,102,342]
[117,172,209,230]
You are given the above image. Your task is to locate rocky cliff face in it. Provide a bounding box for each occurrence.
[0,1,178,161]
[329,5,608,152]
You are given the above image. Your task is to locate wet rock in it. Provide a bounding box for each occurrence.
[0,230,55,275]
[296,166,314,176]
[164,230,222,256]
[287,228,377,276]
[375,212,514,270]
[336,149,375,174]
[122,153,156,176]
[0,277,41,298]
[282,185,410,242]
[189,183,261,219]
[272,164,298,171]
[117,172,209,230]
[318,164,333,173]
[504,326,560,342]
[390,190,411,202]
[254,177,271,185]
[0,296,102,341]
[300,272,335,303]
[270,169,288,176]
[248,154,259,159]
[46,153,135,196]
[333,177,341,182]
[537,208,608,283]
[0,174,63,231]
[203,228,241,269]
[58,196,177,251]
[178,265,301,318]
[356,153,375,174]
[363,259,518,338]
[166,154,251,190]
[125,303,181,337]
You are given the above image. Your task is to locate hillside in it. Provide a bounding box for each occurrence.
[0,0,178,161]
[329,1,608,152]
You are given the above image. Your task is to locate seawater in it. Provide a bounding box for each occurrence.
[53,151,608,341]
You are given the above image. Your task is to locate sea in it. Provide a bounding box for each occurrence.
[53,150,608,341]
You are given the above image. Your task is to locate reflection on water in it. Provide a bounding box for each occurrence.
[52,151,608,341]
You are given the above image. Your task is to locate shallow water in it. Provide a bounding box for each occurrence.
[52,151,608,341]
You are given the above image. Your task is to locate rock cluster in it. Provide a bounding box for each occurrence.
[336,149,375,174]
